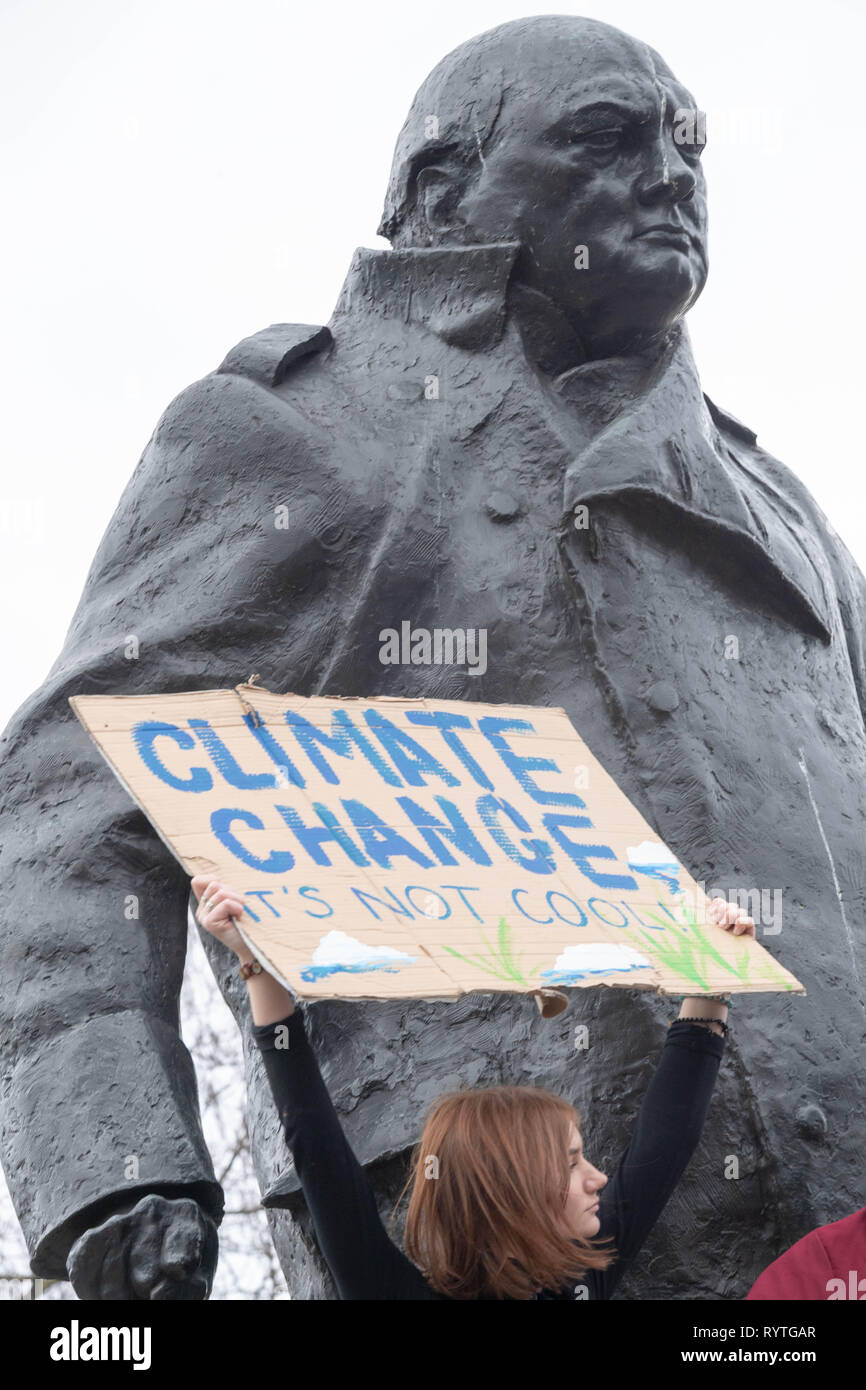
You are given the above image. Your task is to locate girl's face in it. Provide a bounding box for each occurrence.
[564,1123,608,1239]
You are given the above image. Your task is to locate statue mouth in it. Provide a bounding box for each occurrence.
[634,225,694,250]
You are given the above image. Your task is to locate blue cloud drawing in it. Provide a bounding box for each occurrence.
[300,930,417,982]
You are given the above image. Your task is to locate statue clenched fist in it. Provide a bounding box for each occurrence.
[67,1194,218,1300]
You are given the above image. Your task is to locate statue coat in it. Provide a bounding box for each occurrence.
[2,241,865,1296]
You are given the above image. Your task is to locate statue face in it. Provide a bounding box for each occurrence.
[451,35,709,359]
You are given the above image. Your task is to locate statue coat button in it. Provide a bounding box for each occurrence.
[485,490,520,522]
[646,681,679,713]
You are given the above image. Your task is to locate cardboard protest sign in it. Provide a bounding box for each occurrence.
[69,684,803,1002]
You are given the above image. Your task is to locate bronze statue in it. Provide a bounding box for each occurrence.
[2,15,864,1299]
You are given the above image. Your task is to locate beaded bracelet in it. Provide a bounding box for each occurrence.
[673,1016,729,1036]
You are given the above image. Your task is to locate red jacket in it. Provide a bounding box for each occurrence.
[747,1209,866,1300]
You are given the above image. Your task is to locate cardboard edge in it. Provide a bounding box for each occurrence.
[68,693,807,1000]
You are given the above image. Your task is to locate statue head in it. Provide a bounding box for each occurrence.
[379,15,708,359]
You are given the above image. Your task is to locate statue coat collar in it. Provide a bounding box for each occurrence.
[327,243,833,642]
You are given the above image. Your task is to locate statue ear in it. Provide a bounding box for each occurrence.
[415,163,467,240]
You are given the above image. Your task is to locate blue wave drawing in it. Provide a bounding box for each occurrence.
[631,866,682,895]
[627,845,683,896]
[300,958,417,982]
[541,962,652,984]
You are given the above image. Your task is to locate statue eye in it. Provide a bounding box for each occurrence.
[574,128,623,150]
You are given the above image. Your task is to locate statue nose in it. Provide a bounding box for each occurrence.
[637,162,697,206]
[636,132,699,207]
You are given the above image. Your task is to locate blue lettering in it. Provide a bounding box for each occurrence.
[439,884,484,921]
[653,898,678,922]
[546,891,588,927]
[405,886,452,918]
[364,711,459,787]
[188,718,277,789]
[244,889,280,917]
[285,709,402,786]
[276,802,369,867]
[404,711,493,789]
[476,794,556,875]
[512,888,554,924]
[479,716,588,809]
[341,799,435,869]
[543,814,637,890]
[210,809,294,873]
[396,795,491,867]
[132,721,213,792]
[588,898,630,927]
[298,886,334,919]
[351,886,415,920]
[243,711,306,785]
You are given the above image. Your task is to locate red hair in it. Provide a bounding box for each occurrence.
[395,1085,614,1300]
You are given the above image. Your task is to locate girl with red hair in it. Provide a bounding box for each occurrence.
[193,875,751,1300]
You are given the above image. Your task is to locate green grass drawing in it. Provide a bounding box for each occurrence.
[441,901,795,994]
[443,916,541,986]
[637,899,795,992]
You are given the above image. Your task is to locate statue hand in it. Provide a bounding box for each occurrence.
[67,1193,218,1300]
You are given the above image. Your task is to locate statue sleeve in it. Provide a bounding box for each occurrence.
[0,366,300,1278]
[819,516,866,733]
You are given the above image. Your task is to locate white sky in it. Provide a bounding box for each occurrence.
[1,0,864,733]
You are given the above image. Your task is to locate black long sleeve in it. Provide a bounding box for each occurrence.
[591,1020,725,1299]
[252,1010,724,1301]
[253,1010,437,1300]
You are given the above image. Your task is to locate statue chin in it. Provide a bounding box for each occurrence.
[512,260,704,368]
[588,290,702,359]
